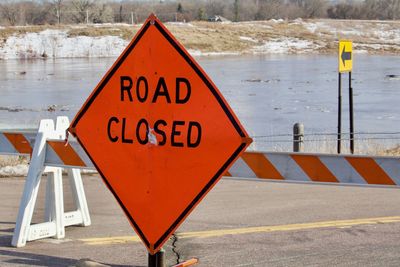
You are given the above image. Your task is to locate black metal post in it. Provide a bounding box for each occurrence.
[148,253,157,267]
[349,71,354,154]
[148,249,165,267]
[293,123,304,152]
[337,72,342,154]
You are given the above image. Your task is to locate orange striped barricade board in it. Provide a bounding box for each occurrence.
[46,139,94,169]
[44,143,400,187]
[227,151,400,186]
[0,130,36,155]
[0,117,91,248]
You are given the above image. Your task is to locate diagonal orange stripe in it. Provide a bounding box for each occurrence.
[224,171,232,177]
[3,133,32,154]
[241,152,284,179]
[291,155,339,183]
[346,157,395,185]
[47,141,86,167]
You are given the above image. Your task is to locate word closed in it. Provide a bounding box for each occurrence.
[106,75,202,148]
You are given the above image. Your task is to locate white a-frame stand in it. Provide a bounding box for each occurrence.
[12,117,91,247]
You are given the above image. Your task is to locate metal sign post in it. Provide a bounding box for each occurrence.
[337,72,342,154]
[349,71,354,154]
[148,249,165,267]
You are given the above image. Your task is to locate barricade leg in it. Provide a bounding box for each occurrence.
[44,167,65,239]
[53,167,65,238]
[54,116,91,227]
[66,168,91,226]
[44,169,54,222]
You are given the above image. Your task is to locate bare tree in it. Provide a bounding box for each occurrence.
[303,0,327,18]
[327,3,359,19]
[363,0,379,19]
[23,2,53,25]
[381,0,400,20]
[205,1,226,17]
[235,0,258,21]
[0,2,19,26]
[53,0,63,24]
[255,0,283,20]
[233,0,240,22]
[71,0,94,23]
[92,3,114,23]
[197,7,207,20]
[0,0,399,26]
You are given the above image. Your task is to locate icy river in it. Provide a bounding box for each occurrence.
[0,54,399,151]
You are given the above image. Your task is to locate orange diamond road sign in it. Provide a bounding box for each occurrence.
[69,14,251,254]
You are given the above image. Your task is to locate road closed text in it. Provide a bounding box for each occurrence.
[106,76,202,148]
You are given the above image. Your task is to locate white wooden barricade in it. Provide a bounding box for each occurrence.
[3,116,400,247]
[0,116,91,247]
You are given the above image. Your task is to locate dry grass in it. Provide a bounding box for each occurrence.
[67,25,141,40]
[168,22,256,53]
[0,26,35,48]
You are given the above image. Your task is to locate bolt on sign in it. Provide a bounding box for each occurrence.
[69,14,252,255]
[339,40,352,73]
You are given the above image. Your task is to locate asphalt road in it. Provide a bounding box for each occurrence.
[1,175,400,267]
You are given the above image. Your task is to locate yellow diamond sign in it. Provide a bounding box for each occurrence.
[339,40,352,73]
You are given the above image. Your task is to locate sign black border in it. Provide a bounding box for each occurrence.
[70,17,248,253]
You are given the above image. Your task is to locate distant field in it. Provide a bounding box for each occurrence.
[0,19,399,59]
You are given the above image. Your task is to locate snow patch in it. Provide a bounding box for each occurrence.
[188,49,240,57]
[0,164,28,177]
[303,22,318,33]
[354,43,393,51]
[92,23,132,27]
[253,38,315,54]
[166,22,194,27]
[241,22,272,29]
[270,19,284,23]
[0,29,128,59]
[340,29,364,36]
[239,36,258,43]
[371,28,400,43]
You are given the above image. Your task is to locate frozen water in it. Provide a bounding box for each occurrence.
[0,54,399,151]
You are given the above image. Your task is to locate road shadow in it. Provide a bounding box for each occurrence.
[0,249,77,266]
[0,229,142,266]
[0,222,15,244]
[0,227,14,233]
[0,249,140,267]
[0,234,12,247]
